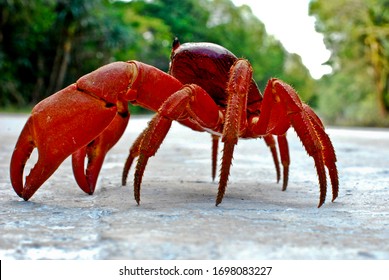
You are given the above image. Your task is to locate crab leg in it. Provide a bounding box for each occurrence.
[216,59,253,205]
[133,84,222,204]
[213,133,283,186]
[121,113,211,187]
[263,135,281,184]
[277,134,290,191]
[302,103,338,199]
[251,79,338,207]
[211,135,220,181]
[134,115,172,204]
[121,126,146,186]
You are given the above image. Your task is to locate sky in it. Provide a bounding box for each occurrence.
[231,0,332,79]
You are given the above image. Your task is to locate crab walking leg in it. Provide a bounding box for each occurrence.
[211,135,220,181]
[72,101,130,194]
[126,121,284,190]
[123,117,208,184]
[251,79,338,207]
[120,108,198,187]
[277,134,290,191]
[216,59,253,206]
[134,115,172,204]
[263,135,281,184]
[121,127,147,186]
[121,116,208,189]
[289,111,328,206]
[134,84,222,204]
[303,104,338,201]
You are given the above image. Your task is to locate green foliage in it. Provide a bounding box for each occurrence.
[0,0,313,117]
[0,0,56,106]
[310,0,389,126]
[201,0,287,87]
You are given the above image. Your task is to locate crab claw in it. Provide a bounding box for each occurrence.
[72,102,130,194]
[9,84,119,200]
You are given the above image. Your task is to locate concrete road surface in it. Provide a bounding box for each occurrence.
[0,113,388,259]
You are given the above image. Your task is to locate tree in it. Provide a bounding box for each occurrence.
[0,0,314,113]
[310,0,389,125]
[129,0,313,101]
[0,0,57,106]
[0,0,138,106]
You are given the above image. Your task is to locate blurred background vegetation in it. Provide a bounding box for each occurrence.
[0,0,388,126]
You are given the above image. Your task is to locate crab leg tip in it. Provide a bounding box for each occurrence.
[134,192,140,205]
[317,197,326,208]
[215,183,226,206]
[22,191,32,201]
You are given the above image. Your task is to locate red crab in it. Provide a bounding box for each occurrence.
[10,39,338,207]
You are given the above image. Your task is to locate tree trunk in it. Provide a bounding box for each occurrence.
[376,72,389,118]
[46,25,75,97]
